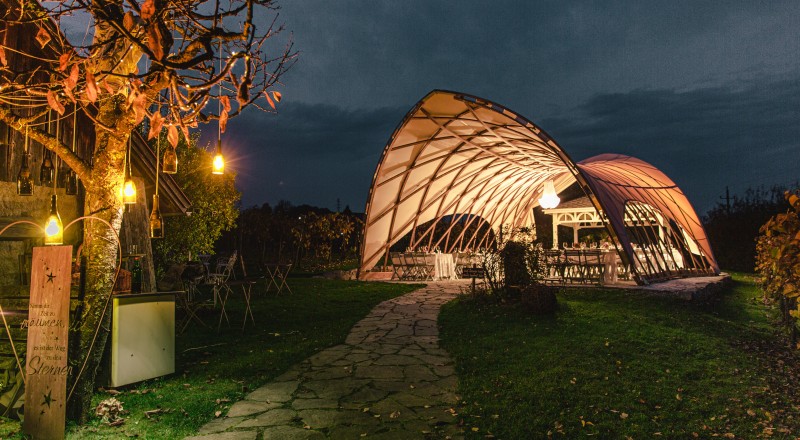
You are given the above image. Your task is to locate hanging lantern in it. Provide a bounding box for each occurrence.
[149,194,164,238]
[17,152,34,196]
[538,179,560,209]
[123,177,137,204]
[64,170,78,195]
[163,144,178,174]
[40,150,54,185]
[212,139,224,175]
[123,138,137,204]
[44,194,63,245]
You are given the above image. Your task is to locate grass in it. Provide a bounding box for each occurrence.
[0,278,418,439]
[439,273,800,439]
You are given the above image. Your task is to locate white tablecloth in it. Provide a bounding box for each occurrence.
[432,253,456,280]
[603,250,620,284]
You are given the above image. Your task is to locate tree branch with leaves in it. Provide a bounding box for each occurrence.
[0,0,295,421]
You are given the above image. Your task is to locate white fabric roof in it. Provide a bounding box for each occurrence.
[359,90,719,283]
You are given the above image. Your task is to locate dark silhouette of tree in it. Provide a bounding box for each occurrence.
[704,185,793,272]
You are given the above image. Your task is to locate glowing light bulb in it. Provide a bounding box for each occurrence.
[538,180,560,209]
[212,140,224,175]
[123,178,137,204]
[44,195,63,245]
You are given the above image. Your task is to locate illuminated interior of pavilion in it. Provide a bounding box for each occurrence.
[358,90,719,285]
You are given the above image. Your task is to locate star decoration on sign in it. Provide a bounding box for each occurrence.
[41,389,54,409]
[46,271,56,283]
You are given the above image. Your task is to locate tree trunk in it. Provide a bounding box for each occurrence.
[67,128,127,422]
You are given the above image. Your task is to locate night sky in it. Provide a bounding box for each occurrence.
[200,0,800,214]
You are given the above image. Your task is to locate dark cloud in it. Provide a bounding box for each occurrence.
[213,74,799,215]
[275,0,800,111]
[200,103,409,211]
[542,77,800,212]
[205,0,800,213]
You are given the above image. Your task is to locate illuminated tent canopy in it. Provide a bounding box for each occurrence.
[359,90,719,284]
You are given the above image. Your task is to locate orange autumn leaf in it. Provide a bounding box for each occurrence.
[148,112,164,140]
[123,11,136,31]
[132,93,148,125]
[265,92,275,110]
[271,90,282,103]
[59,53,71,72]
[167,125,179,148]
[46,90,65,115]
[146,24,164,60]
[140,0,156,20]
[36,27,51,48]
[0,45,6,66]
[101,78,114,95]
[219,95,231,133]
[85,71,98,103]
[64,64,79,91]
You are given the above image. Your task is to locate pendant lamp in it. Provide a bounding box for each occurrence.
[40,112,55,185]
[44,194,63,245]
[163,143,178,174]
[212,43,225,175]
[16,128,34,196]
[212,139,224,175]
[150,134,164,238]
[538,179,560,209]
[149,194,164,238]
[123,137,137,204]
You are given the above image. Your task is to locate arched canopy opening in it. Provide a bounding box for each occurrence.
[359,90,719,285]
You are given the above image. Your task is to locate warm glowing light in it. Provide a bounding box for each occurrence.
[44,195,63,245]
[212,140,224,175]
[123,178,137,204]
[538,179,560,209]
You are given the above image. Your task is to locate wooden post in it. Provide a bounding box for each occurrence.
[24,245,72,440]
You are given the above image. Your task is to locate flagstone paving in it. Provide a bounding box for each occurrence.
[186,281,467,440]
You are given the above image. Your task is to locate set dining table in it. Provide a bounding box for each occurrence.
[392,252,457,280]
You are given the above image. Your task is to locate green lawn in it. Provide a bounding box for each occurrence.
[0,278,418,439]
[439,273,800,439]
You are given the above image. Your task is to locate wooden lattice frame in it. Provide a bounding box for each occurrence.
[359,90,719,285]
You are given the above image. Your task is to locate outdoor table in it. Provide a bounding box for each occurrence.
[264,263,292,295]
[432,253,456,280]
[218,279,256,331]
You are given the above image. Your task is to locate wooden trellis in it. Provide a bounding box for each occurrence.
[359,91,718,285]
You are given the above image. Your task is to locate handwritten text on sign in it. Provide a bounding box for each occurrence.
[24,245,72,440]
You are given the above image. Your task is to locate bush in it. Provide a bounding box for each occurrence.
[756,190,800,345]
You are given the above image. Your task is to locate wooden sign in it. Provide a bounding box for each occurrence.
[24,245,72,440]
[461,266,485,279]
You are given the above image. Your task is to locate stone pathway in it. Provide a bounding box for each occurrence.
[186,282,467,440]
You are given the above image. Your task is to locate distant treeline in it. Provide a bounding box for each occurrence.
[217,200,363,272]
[703,184,797,272]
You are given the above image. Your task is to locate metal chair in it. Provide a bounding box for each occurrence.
[562,250,585,284]
[543,250,564,284]
[581,250,605,285]
[263,262,293,295]
[207,251,237,307]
